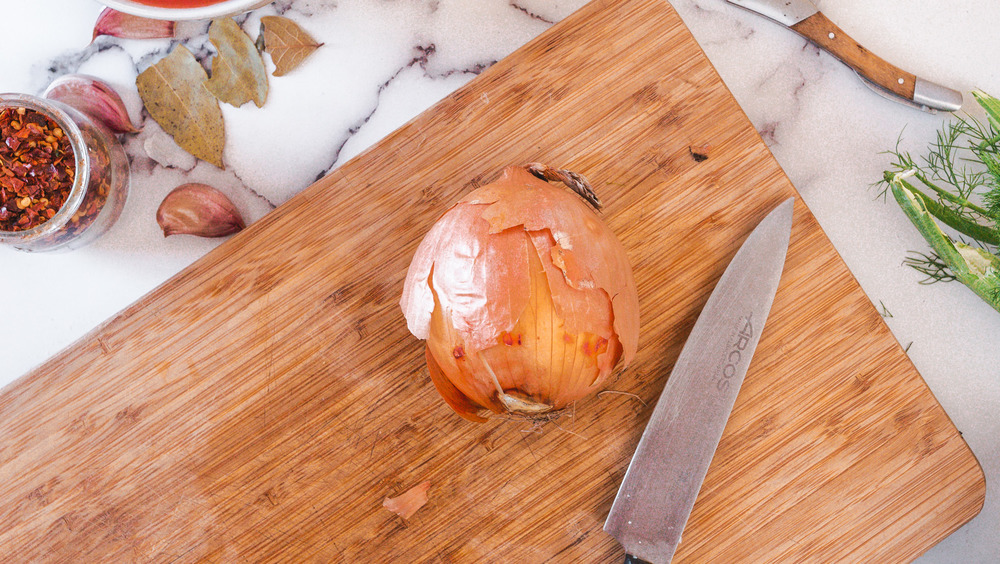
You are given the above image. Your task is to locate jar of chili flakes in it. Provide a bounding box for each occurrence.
[0,93,128,252]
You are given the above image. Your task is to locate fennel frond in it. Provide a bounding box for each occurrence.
[878,91,1000,313]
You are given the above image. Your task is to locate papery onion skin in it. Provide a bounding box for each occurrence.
[401,165,639,422]
[383,481,431,520]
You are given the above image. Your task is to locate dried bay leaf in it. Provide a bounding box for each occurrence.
[137,45,225,168]
[260,16,324,77]
[206,18,268,108]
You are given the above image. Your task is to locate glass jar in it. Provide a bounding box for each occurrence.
[0,93,129,252]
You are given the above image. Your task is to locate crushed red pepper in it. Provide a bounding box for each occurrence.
[0,106,76,232]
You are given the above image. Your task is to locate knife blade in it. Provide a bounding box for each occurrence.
[604,198,794,564]
[726,0,963,112]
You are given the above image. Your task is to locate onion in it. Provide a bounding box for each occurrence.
[401,164,639,422]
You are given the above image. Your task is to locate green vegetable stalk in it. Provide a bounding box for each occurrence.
[879,91,1000,313]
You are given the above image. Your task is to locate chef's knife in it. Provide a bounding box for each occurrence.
[604,198,794,564]
[726,0,962,112]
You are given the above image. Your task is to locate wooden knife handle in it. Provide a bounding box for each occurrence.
[791,11,916,100]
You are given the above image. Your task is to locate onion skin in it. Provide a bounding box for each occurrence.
[401,165,639,422]
[383,481,431,520]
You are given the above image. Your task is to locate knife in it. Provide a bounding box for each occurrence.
[604,198,794,564]
[726,0,963,112]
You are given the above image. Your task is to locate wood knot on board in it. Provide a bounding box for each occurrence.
[25,477,60,508]
[852,372,873,393]
[115,404,145,426]
[258,488,280,507]
[688,144,712,162]
[631,83,660,105]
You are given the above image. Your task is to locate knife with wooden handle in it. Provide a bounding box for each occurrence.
[726,0,963,112]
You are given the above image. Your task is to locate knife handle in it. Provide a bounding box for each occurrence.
[624,554,652,564]
[790,11,915,101]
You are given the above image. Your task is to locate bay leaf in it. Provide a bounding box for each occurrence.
[136,45,225,168]
[205,18,268,108]
[260,16,324,77]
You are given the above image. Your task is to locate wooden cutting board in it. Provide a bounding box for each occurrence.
[0,0,984,561]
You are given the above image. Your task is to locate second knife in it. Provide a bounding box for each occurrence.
[726,0,962,112]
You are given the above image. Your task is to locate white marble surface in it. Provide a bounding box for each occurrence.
[1,0,998,561]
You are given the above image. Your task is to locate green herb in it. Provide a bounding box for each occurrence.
[878,91,1000,313]
[878,300,893,318]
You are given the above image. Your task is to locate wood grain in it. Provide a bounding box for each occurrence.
[0,0,983,562]
[791,11,917,99]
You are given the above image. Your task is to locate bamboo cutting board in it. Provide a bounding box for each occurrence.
[0,0,984,561]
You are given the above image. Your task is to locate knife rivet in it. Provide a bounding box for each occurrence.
[827,32,835,39]
[898,78,905,85]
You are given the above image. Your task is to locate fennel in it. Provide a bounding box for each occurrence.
[878,91,1000,313]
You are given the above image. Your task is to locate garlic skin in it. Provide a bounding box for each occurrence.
[92,8,176,42]
[143,131,198,171]
[401,165,639,422]
[156,183,245,238]
[43,74,139,134]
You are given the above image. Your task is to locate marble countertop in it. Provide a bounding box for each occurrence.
[2,0,998,561]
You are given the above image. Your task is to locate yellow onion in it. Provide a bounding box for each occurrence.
[400,164,639,422]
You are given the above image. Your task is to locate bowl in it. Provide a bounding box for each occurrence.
[97,0,272,21]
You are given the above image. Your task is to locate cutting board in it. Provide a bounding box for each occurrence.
[0,0,984,561]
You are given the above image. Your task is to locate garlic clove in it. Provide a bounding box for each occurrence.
[43,74,140,134]
[156,183,245,238]
[92,8,176,42]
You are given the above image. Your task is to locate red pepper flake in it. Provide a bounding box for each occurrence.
[0,107,76,232]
